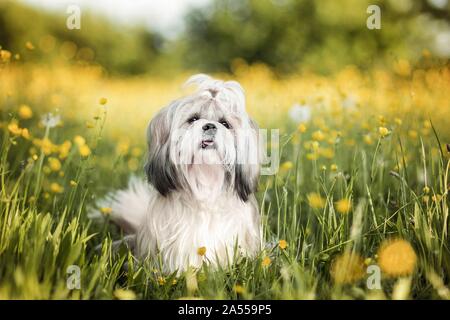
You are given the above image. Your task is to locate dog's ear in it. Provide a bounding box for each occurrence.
[144,104,179,197]
[234,118,260,202]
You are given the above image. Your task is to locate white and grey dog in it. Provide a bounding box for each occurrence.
[97,74,261,273]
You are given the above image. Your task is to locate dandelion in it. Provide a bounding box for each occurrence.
[330,164,338,172]
[312,130,325,141]
[7,121,22,136]
[408,130,418,139]
[18,105,33,119]
[25,41,35,50]
[335,198,352,214]
[21,128,30,140]
[307,192,325,209]
[100,207,112,216]
[59,141,72,159]
[113,288,136,300]
[73,135,86,147]
[330,252,365,284]
[378,127,390,138]
[363,134,373,145]
[262,256,272,267]
[234,284,246,294]
[378,239,417,277]
[0,49,11,62]
[280,161,293,171]
[50,182,64,194]
[48,157,62,171]
[70,180,78,187]
[298,123,307,133]
[41,113,61,128]
[39,138,56,155]
[78,144,91,157]
[99,97,108,105]
[279,240,288,250]
[311,141,320,151]
[32,154,38,161]
[288,103,311,123]
[197,246,207,256]
[131,147,143,157]
[157,276,166,286]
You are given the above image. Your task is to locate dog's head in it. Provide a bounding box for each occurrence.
[144,74,259,202]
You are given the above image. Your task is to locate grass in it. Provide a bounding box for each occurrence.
[0,57,449,299]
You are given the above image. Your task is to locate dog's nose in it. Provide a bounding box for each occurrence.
[202,123,217,132]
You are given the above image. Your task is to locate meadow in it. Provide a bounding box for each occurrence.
[0,48,450,299]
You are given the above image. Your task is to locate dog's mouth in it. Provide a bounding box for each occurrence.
[201,139,215,149]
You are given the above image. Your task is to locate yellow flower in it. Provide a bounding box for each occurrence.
[21,128,31,140]
[262,256,272,267]
[37,138,56,155]
[234,284,246,294]
[0,49,11,62]
[73,135,86,147]
[298,123,307,133]
[78,144,91,157]
[128,158,139,171]
[131,147,143,157]
[32,154,39,161]
[307,192,325,209]
[363,134,373,145]
[394,118,402,126]
[378,239,417,277]
[99,97,108,105]
[50,182,64,194]
[157,276,166,286]
[100,207,112,216]
[8,121,22,136]
[408,130,418,139]
[197,246,207,256]
[18,105,33,119]
[59,140,72,159]
[116,140,130,155]
[311,141,320,151]
[335,198,352,214]
[113,288,136,300]
[280,161,293,171]
[279,239,288,249]
[330,252,365,284]
[423,186,430,194]
[312,130,325,141]
[330,164,338,171]
[25,41,35,50]
[70,180,78,187]
[378,126,390,138]
[48,157,62,171]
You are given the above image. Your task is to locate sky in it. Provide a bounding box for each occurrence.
[21,0,211,37]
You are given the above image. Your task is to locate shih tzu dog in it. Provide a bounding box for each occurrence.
[95,74,261,273]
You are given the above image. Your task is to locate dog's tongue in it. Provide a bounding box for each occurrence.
[201,140,214,148]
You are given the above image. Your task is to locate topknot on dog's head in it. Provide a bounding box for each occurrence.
[183,74,246,115]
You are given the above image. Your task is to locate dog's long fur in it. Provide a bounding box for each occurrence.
[94,74,261,273]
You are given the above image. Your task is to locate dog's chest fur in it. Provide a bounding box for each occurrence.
[136,192,260,273]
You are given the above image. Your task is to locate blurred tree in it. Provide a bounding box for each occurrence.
[0,2,163,75]
[182,0,450,74]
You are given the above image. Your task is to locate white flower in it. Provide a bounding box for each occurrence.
[342,95,357,110]
[288,103,311,123]
[41,113,61,128]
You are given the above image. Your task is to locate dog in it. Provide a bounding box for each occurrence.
[95,74,261,273]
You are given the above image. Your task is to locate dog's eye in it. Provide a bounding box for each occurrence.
[188,116,199,124]
[219,120,231,129]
